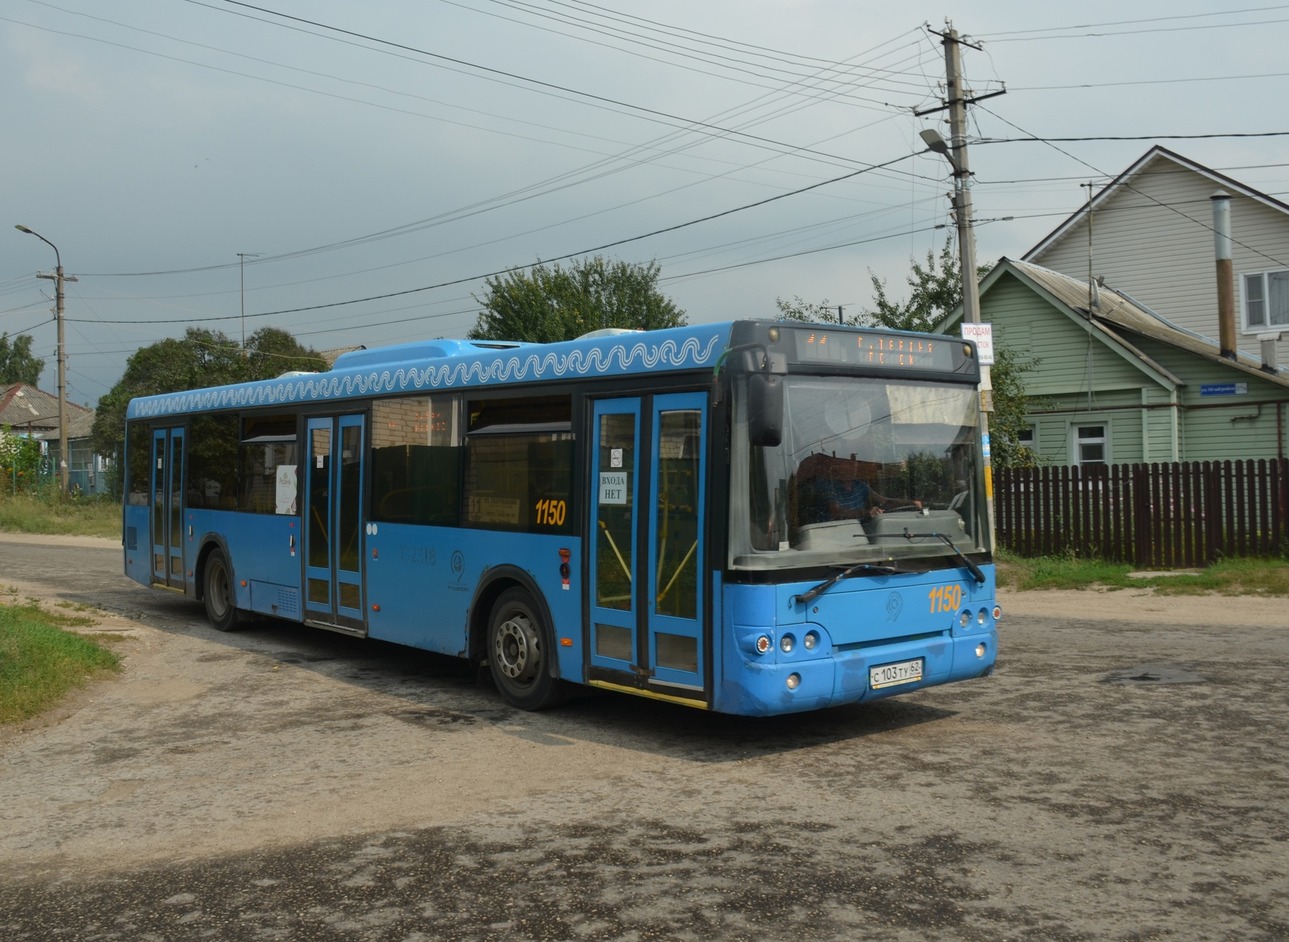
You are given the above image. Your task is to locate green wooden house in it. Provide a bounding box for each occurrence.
[939,149,1289,466]
[951,258,1289,466]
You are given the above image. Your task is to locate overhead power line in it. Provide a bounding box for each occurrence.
[68,149,920,325]
[983,6,1289,41]
[31,0,931,279]
[978,131,1289,144]
[209,0,884,169]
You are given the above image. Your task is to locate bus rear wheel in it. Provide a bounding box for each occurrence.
[486,588,562,711]
[202,548,242,632]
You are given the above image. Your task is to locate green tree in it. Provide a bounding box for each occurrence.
[862,237,966,332]
[244,326,329,378]
[92,327,324,458]
[774,239,967,331]
[989,346,1040,470]
[774,296,844,323]
[469,257,686,343]
[0,333,45,386]
[0,428,43,493]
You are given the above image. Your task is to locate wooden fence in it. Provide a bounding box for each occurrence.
[995,459,1289,568]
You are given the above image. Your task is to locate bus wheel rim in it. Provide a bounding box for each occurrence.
[494,613,539,683]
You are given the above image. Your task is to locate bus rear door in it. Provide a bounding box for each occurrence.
[588,393,707,703]
[303,414,367,634]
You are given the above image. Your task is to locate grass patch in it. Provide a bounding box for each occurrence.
[0,594,121,725]
[0,492,118,539]
[996,551,1289,596]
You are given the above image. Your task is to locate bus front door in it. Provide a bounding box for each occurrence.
[589,393,707,702]
[150,426,186,591]
[303,415,367,634]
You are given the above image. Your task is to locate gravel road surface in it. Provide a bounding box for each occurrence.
[1,533,1286,941]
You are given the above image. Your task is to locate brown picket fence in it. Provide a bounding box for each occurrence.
[995,459,1289,568]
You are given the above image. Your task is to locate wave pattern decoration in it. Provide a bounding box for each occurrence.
[131,333,727,419]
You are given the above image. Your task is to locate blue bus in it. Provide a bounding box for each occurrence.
[123,320,999,715]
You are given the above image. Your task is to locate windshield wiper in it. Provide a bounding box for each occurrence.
[792,562,901,606]
[901,529,986,585]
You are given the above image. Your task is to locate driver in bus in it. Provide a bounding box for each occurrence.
[821,474,920,521]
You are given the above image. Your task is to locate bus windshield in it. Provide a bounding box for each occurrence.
[730,374,985,570]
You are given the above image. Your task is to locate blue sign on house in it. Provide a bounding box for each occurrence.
[1200,382,1247,397]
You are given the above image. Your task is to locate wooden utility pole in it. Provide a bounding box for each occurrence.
[915,22,1005,547]
[16,225,77,493]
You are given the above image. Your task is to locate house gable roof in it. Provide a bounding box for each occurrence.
[1021,146,1289,263]
[964,259,1289,392]
[977,260,1183,390]
[1,383,60,429]
[0,383,95,439]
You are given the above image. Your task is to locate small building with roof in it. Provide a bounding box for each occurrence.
[0,383,105,493]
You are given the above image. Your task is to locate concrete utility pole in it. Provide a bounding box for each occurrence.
[915,22,1005,548]
[15,224,77,494]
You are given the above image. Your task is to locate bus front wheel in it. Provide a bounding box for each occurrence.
[486,588,562,711]
[202,548,242,632]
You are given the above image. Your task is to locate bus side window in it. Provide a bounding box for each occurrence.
[237,414,298,515]
[463,395,574,534]
[370,395,462,526]
[125,421,153,506]
[188,414,239,509]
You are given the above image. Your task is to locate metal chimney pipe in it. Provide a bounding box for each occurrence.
[1212,191,1237,359]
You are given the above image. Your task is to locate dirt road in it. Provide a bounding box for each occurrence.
[1,533,1286,941]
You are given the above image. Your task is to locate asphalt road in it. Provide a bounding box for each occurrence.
[1,533,1286,941]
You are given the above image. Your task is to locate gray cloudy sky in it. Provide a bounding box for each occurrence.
[4,0,1287,405]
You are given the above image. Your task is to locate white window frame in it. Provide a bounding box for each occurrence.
[1072,423,1107,468]
[1241,269,1289,332]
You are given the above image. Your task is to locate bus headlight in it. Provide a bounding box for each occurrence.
[780,634,795,654]
[786,673,801,690]
[959,610,971,627]
[803,630,819,650]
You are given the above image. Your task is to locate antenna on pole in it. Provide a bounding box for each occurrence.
[237,252,261,357]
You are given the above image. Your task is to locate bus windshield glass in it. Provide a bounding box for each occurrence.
[730,374,985,570]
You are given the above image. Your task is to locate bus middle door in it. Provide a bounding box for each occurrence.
[589,393,707,703]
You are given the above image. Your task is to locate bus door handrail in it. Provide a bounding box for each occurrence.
[597,519,632,582]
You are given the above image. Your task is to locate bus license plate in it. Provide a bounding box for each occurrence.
[870,658,923,690]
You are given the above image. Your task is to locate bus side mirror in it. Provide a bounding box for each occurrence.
[747,373,783,447]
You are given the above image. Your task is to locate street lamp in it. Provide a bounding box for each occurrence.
[14,224,73,494]
[919,128,979,326]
